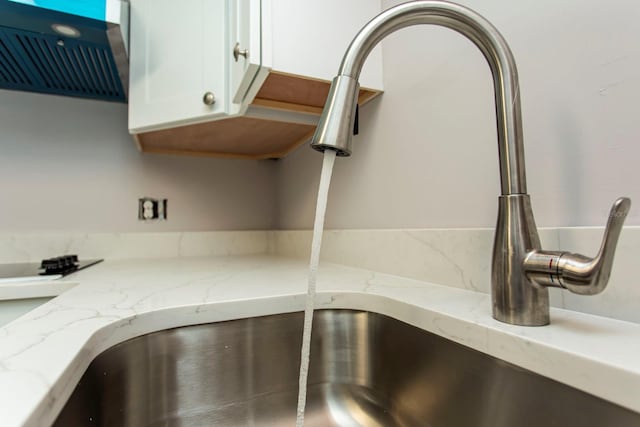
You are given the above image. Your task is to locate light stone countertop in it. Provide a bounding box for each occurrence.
[0,255,639,426]
[0,278,79,301]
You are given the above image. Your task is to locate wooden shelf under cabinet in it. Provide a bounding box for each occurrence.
[135,71,381,160]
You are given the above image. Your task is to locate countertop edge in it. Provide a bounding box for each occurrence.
[0,256,638,426]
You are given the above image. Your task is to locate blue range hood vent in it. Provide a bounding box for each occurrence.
[0,0,128,102]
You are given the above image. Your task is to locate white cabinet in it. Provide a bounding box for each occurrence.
[128,0,264,132]
[128,0,383,158]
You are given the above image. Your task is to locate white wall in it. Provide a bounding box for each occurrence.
[276,0,640,230]
[2,0,639,233]
[0,90,277,232]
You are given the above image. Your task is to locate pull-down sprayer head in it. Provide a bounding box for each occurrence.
[310,75,360,157]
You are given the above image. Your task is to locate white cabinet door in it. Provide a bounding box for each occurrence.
[228,0,267,115]
[128,0,228,133]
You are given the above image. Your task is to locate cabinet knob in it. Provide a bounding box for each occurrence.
[202,92,216,105]
[233,42,249,61]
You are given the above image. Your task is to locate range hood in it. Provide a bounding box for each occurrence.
[0,0,129,102]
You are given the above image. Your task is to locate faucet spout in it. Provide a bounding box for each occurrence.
[311,0,631,326]
[311,0,527,195]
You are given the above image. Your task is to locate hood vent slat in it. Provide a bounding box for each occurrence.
[0,38,31,85]
[0,26,125,102]
[0,36,31,86]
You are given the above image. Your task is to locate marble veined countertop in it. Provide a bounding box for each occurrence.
[1,255,639,426]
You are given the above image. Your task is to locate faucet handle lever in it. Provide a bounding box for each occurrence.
[597,197,631,262]
[524,197,631,295]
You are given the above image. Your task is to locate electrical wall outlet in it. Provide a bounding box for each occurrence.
[138,198,167,221]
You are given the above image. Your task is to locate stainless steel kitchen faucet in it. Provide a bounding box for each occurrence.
[310,0,631,325]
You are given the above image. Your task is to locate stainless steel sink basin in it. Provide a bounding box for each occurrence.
[54,310,640,426]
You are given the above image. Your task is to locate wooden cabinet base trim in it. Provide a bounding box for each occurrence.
[251,98,324,115]
[137,116,317,160]
[135,70,381,159]
[253,70,381,113]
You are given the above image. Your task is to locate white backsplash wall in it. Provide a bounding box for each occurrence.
[272,227,640,324]
[0,90,277,232]
[0,231,272,264]
[276,0,640,230]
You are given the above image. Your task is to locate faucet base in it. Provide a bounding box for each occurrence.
[492,195,550,326]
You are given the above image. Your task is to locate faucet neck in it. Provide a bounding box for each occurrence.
[338,0,527,195]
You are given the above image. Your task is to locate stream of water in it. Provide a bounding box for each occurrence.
[295,149,338,427]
